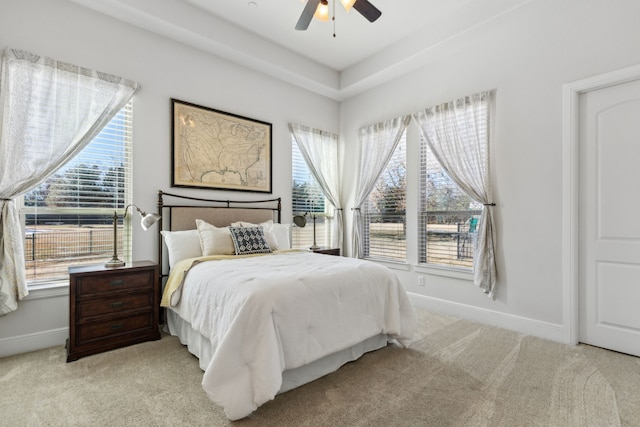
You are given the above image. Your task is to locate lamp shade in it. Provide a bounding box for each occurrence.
[140,212,161,230]
[293,215,307,228]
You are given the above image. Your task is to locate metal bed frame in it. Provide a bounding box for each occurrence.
[156,188,281,284]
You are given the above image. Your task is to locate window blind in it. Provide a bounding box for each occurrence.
[22,102,133,283]
[363,130,407,261]
[291,136,332,249]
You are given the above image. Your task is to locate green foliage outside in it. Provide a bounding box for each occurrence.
[292,180,325,215]
[24,163,126,209]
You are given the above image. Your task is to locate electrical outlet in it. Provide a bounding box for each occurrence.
[418,276,425,286]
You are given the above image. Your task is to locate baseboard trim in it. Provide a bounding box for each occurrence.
[2,295,564,358]
[0,327,68,358]
[408,292,565,343]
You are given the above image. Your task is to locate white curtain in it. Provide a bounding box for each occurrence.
[351,115,411,259]
[289,123,343,251]
[0,48,139,315]
[413,91,497,298]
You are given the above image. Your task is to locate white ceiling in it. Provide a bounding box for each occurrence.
[184,0,474,71]
[69,0,531,100]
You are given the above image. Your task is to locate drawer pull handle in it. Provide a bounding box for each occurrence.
[110,279,125,287]
[110,301,124,309]
[110,323,124,331]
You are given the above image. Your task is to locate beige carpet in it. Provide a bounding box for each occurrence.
[1,309,639,426]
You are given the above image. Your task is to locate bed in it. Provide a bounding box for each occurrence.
[156,190,417,420]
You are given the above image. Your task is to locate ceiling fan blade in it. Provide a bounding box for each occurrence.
[295,0,322,30]
[352,0,382,23]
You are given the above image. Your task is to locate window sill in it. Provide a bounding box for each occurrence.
[414,264,474,281]
[24,281,69,300]
[366,258,411,272]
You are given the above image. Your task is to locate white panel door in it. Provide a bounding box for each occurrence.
[579,78,640,357]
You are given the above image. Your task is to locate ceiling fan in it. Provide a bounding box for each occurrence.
[295,0,382,31]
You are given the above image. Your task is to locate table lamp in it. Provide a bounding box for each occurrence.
[293,212,320,250]
[105,204,161,268]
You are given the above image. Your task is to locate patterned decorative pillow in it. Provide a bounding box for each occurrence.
[228,226,272,255]
[231,220,279,250]
[230,220,290,250]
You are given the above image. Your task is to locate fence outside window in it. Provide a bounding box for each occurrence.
[419,210,482,270]
[24,226,123,282]
[363,213,407,262]
[362,210,481,269]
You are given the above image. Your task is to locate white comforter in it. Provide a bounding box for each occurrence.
[167,250,416,420]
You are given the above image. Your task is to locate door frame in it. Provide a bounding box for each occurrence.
[562,63,640,345]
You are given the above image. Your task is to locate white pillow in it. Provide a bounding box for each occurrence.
[160,229,202,269]
[271,222,291,250]
[231,220,279,250]
[196,219,235,255]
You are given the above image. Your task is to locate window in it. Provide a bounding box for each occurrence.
[22,102,133,284]
[362,131,407,262]
[291,137,333,249]
[418,129,484,271]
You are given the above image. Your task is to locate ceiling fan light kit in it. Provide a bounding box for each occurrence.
[340,0,356,12]
[295,0,381,32]
[313,0,330,22]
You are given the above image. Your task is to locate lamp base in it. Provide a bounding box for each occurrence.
[310,245,321,250]
[105,258,126,268]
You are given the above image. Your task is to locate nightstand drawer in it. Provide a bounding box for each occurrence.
[76,311,154,344]
[77,292,153,319]
[76,270,154,297]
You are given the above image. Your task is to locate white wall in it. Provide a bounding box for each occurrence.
[0,0,338,356]
[340,0,640,341]
[4,0,640,357]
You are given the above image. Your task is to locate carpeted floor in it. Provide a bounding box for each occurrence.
[1,309,639,426]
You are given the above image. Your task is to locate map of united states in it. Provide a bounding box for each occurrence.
[175,104,269,191]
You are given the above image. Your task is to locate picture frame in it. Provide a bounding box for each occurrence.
[171,99,272,193]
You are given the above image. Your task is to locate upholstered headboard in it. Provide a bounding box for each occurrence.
[168,207,276,230]
[156,190,281,277]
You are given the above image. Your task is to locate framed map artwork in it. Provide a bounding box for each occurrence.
[171,99,272,193]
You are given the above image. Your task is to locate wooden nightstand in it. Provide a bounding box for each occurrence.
[311,247,340,256]
[67,260,160,362]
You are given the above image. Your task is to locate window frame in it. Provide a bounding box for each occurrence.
[416,99,489,274]
[21,102,133,287]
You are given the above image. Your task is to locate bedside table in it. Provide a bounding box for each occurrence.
[67,260,160,362]
[311,247,340,256]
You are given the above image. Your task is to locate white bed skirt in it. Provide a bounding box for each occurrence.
[166,308,390,394]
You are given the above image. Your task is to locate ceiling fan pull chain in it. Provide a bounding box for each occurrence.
[332,0,336,37]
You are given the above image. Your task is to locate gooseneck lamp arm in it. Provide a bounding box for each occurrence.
[105,204,161,268]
